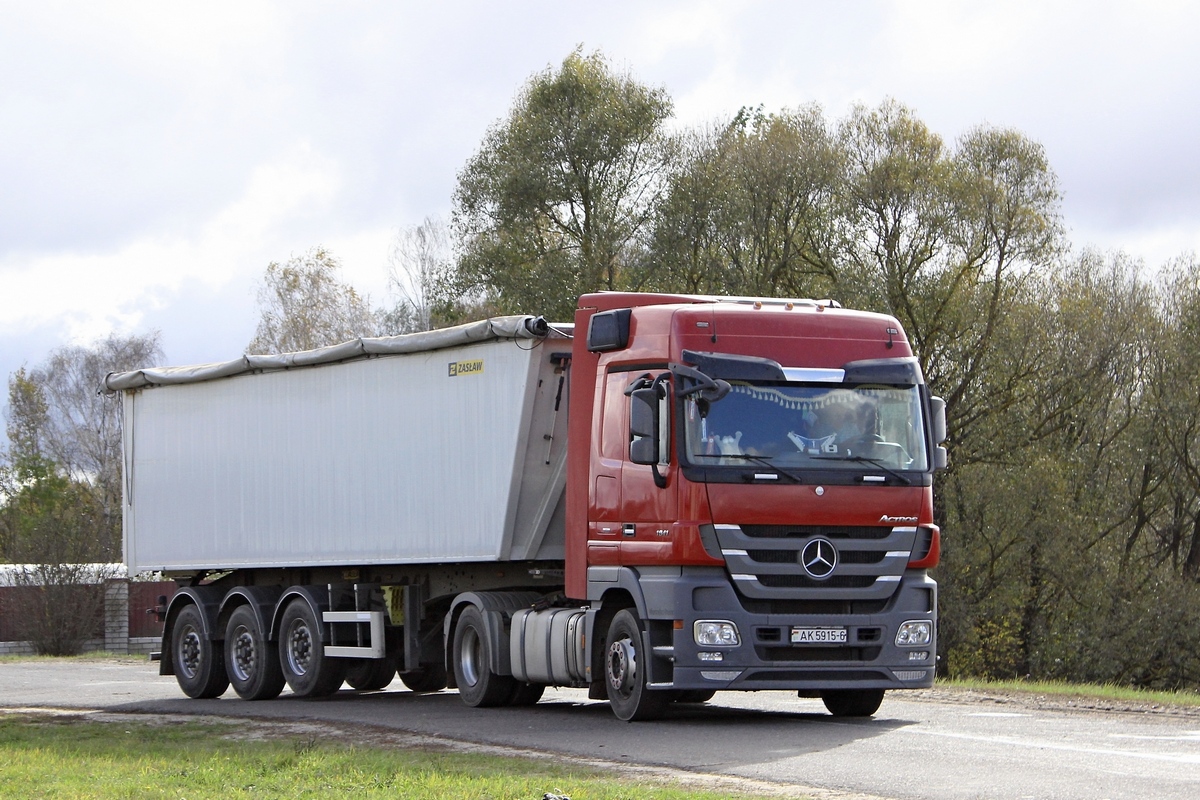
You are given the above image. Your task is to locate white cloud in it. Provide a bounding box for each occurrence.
[0,141,345,343]
[1,0,1199,381]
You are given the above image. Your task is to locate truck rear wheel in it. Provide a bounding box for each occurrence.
[452,606,514,707]
[604,609,666,721]
[172,604,229,699]
[278,599,346,697]
[225,605,285,700]
[821,689,885,717]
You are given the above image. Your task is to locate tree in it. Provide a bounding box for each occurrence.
[380,217,470,334]
[3,333,163,555]
[453,49,674,320]
[248,247,379,353]
[1,334,154,655]
[646,106,841,297]
[0,455,115,655]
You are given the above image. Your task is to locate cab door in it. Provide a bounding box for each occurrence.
[619,370,678,564]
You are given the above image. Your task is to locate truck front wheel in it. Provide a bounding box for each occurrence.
[278,599,345,697]
[821,688,885,717]
[604,609,666,721]
[225,605,285,700]
[452,606,514,707]
[172,604,229,699]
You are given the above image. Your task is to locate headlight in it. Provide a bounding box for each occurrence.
[895,620,932,647]
[694,620,740,647]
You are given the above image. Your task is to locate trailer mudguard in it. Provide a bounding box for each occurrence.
[219,585,284,644]
[270,586,333,643]
[159,584,225,677]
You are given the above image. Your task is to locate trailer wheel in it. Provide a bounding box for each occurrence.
[452,606,514,707]
[399,663,447,693]
[821,689,885,717]
[345,658,396,691]
[225,605,285,701]
[172,604,229,699]
[604,609,666,721]
[278,599,345,697]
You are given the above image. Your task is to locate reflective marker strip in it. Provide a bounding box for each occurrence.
[722,549,749,557]
[885,551,911,558]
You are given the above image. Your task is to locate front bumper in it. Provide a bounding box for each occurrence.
[650,566,937,692]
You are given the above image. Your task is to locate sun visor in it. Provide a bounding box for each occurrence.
[841,357,923,386]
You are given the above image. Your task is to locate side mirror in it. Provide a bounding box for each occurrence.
[629,387,659,465]
[933,446,949,471]
[628,378,669,488]
[930,396,947,444]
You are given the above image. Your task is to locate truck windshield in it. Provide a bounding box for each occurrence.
[683,382,928,472]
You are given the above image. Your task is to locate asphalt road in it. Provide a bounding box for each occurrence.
[3,658,1200,799]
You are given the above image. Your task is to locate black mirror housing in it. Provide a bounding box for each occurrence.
[587,308,632,352]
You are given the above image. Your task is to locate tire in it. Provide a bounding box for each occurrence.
[278,599,346,698]
[172,604,229,699]
[604,609,667,721]
[507,681,545,706]
[671,689,716,704]
[399,662,448,693]
[225,605,285,700]
[452,606,514,707]
[821,689,885,717]
[345,657,396,691]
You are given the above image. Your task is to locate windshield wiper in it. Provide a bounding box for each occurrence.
[815,453,912,486]
[701,453,804,484]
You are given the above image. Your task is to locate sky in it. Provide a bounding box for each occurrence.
[1,0,1198,395]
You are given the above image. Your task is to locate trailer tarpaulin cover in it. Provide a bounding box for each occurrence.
[104,315,540,392]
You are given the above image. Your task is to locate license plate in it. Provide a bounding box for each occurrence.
[791,626,848,644]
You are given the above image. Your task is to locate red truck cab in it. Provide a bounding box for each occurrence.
[567,293,945,717]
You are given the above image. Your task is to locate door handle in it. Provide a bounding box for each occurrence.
[622,523,636,537]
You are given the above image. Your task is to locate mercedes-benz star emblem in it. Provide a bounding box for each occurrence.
[800,538,838,579]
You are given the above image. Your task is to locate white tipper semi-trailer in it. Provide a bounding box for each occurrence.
[108,293,945,720]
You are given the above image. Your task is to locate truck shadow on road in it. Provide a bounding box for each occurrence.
[113,686,914,771]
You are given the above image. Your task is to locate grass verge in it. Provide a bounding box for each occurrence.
[0,712,790,799]
[937,676,1200,708]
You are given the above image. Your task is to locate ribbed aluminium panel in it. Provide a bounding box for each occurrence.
[123,338,544,572]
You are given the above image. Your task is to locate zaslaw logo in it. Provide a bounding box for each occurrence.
[448,359,485,377]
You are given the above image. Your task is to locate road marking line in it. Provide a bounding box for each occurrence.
[904,728,1200,765]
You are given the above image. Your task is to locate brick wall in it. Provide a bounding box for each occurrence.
[0,579,177,654]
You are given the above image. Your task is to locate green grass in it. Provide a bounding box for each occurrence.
[937,676,1200,707]
[0,713,783,799]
